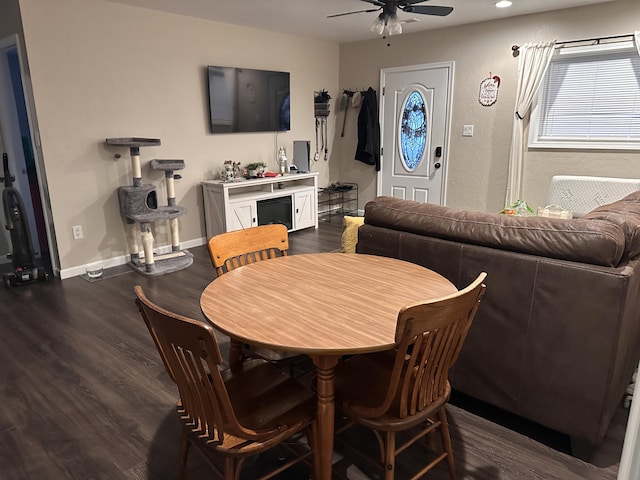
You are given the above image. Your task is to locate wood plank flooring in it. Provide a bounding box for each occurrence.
[0,220,628,479]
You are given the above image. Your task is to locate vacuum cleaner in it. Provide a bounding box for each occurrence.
[1,152,48,287]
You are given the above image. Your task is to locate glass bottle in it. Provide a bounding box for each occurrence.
[277,147,288,174]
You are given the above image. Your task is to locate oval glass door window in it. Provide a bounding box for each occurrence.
[399,90,427,171]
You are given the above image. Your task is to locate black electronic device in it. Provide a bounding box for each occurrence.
[293,140,310,173]
[207,66,290,134]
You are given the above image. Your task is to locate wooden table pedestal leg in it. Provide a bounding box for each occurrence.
[228,339,244,369]
[311,355,340,480]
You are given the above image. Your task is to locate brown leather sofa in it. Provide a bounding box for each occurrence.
[357,192,640,459]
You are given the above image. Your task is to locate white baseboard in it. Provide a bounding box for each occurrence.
[59,237,207,280]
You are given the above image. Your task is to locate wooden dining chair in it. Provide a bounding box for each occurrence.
[134,285,316,480]
[207,224,306,371]
[333,272,487,480]
[207,223,289,276]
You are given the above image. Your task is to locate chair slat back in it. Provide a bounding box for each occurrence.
[207,224,289,276]
[134,286,271,442]
[386,273,487,418]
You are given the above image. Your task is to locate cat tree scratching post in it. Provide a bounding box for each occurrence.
[150,159,184,253]
[106,137,192,276]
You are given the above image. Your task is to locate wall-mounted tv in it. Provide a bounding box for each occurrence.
[207,66,290,134]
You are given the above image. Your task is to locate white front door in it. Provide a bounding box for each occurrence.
[378,62,454,204]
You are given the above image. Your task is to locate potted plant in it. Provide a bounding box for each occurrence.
[245,162,267,178]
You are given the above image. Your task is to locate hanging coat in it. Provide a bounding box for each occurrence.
[354,87,380,171]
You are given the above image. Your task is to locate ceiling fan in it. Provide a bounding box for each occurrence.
[328,0,453,37]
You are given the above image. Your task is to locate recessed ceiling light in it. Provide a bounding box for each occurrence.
[495,0,513,7]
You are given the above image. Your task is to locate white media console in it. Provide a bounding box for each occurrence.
[201,172,318,238]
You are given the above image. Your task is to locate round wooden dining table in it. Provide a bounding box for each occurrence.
[200,252,456,480]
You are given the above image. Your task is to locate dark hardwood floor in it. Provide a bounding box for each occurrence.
[0,220,627,479]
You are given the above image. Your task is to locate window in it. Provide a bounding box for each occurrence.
[399,90,427,171]
[529,42,640,150]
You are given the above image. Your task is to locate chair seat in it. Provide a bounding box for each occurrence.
[223,359,316,431]
[246,344,299,362]
[184,359,315,456]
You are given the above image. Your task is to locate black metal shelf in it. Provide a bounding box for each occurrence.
[318,183,358,222]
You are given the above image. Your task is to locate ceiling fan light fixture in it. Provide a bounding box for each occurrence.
[387,12,403,36]
[370,13,386,35]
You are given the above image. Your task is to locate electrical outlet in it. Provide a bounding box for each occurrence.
[463,125,474,137]
[72,224,83,240]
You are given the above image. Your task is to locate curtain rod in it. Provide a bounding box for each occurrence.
[511,33,635,56]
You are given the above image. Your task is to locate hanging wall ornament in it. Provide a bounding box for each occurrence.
[479,73,501,106]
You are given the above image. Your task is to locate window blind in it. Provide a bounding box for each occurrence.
[537,49,640,142]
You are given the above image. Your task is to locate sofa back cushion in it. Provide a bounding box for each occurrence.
[582,190,640,260]
[364,196,626,267]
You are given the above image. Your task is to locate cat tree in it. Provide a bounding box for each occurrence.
[106,137,192,276]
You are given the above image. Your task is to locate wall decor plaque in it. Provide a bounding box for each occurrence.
[479,74,500,106]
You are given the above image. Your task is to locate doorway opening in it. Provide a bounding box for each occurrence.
[0,35,55,276]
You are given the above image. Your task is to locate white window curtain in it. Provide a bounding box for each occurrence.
[505,41,556,206]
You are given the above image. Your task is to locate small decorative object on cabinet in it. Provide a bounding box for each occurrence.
[105,137,193,276]
[244,162,267,179]
[220,160,241,182]
[318,182,358,222]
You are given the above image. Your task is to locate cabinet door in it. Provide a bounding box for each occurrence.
[294,189,316,230]
[227,200,257,232]
[202,185,225,238]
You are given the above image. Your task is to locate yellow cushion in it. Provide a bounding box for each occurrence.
[341,216,365,254]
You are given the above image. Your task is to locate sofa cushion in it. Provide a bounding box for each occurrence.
[364,196,626,267]
[582,191,640,260]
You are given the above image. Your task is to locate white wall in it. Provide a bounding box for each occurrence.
[18,0,339,276]
[335,0,640,213]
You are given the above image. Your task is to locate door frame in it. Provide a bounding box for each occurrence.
[377,61,455,205]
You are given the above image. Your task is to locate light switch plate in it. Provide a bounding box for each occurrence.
[463,125,474,137]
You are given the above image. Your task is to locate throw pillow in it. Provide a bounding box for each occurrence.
[341,216,365,254]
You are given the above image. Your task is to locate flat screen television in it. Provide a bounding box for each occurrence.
[207,66,290,134]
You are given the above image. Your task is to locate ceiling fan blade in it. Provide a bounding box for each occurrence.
[359,0,386,7]
[327,8,380,18]
[402,5,453,16]
[400,0,433,5]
